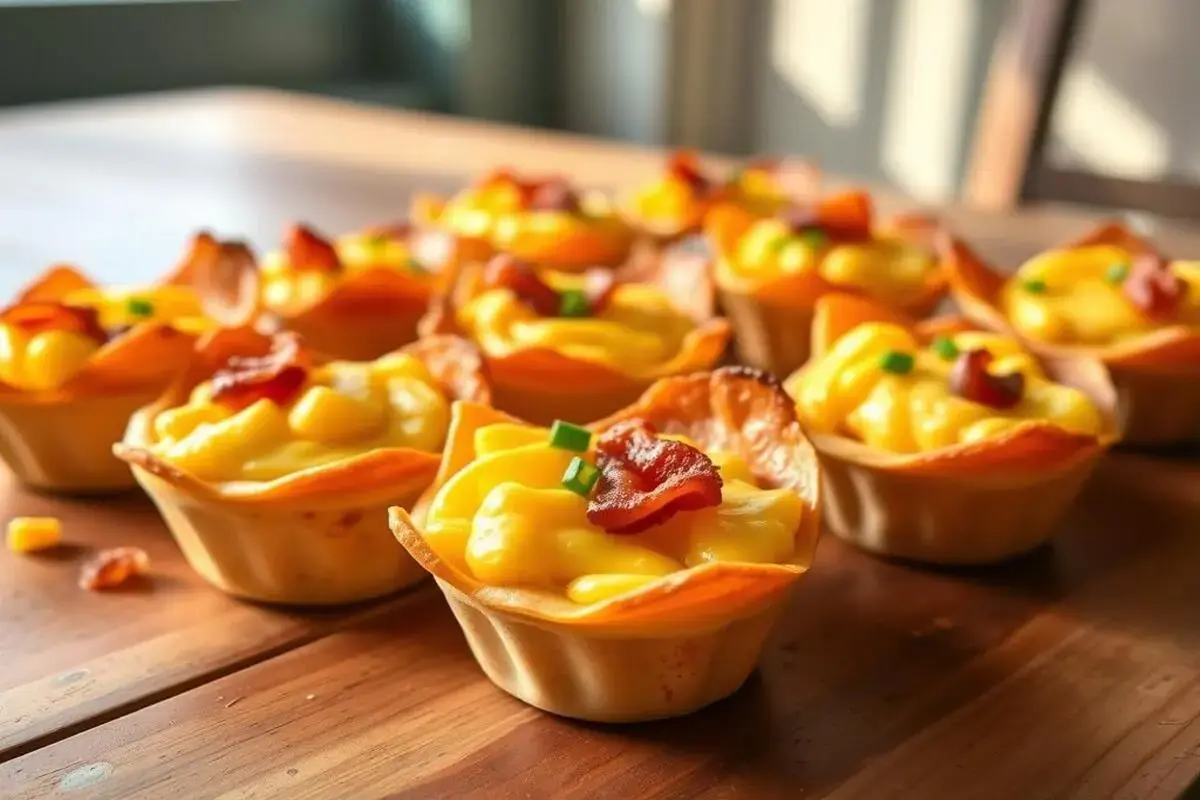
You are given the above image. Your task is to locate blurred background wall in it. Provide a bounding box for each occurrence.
[0,0,1193,206]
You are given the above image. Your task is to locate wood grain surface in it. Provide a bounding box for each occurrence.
[1,455,1197,800]
[0,473,387,762]
[1,89,1199,799]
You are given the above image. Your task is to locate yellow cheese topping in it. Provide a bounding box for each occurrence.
[490,193,633,257]
[0,285,208,391]
[421,424,804,604]
[632,165,787,226]
[788,323,1103,453]
[720,218,936,304]
[1001,245,1200,346]
[439,177,528,241]
[458,273,697,377]
[260,232,428,311]
[148,352,450,481]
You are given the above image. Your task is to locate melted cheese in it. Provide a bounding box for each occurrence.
[149,353,449,481]
[0,285,209,391]
[259,233,429,311]
[788,323,1103,453]
[1001,245,1200,345]
[458,274,697,377]
[421,425,803,604]
[718,218,937,304]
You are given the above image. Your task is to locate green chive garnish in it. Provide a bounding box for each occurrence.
[549,420,591,453]
[1106,262,1129,284]
[931,336,959,360]
[1021,278,1047,294]
[405,256,428,275]
[767,234,790,253]
[879,350,914,375]
[562,456,600,497]
[127,298,154,318]
[797,229,828,248]
[558,288,590,318]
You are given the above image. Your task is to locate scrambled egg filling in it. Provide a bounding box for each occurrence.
[149,353,449,481]
[259,233,427,311]
[458,274,697,377]
[0,285,207,391]
[421,424,803,604]
[789,324,1103,453]
[440,179,528,240]
[632,167,786,224]
[722,218,936,303]
[1001,245,1200,345]
[489,193,633,261]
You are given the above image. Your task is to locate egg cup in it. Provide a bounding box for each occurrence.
[0,266,199,492]
[423,250,730,425]
[174,225,446,362]
[943,223,1200,447]
[709,196,948,377]
[390,367,821,722]
[619,150,812,244]
[114,327,490,605]
[414,170,637,272]
[787,293,1120,565]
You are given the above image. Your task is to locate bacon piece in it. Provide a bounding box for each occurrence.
[778,192,873,243]
[949,349,1024,410]
[79,546,150,591]
[1123,252,1184,320]
[181,232,261,327]
[526,178,582,214]
[484,255,561,316]
[211,332,310,411]
[361,222,413,241]
[587,420,724,535]
[667,151,715,196]
[1,302,108,344]
[285,224,342,273]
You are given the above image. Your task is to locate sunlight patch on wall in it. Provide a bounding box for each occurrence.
[635,0,671,18]
[880,0,975,201]
[1050,62,1169,179]
[770,0,870,128]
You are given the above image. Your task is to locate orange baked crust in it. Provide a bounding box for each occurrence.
[942,223,1200,371]
[0,265,197,402]
[113,327,490,506]
[390,367,821,630]
[792,293,1120,478]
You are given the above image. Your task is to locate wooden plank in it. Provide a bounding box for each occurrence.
[2,454,1196,799]
[962,0,1084,210]
[0,473,390,762]
[1028,167,1200,222]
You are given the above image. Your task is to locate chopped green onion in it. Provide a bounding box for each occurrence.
[127,298,154,318]
[767,234,790,253]
[405,256,428,274]
[1105,261,1129,284]
[797,229,828,248]
[558,288,590,318]
[879,350,914,375]
[1020,278,1047,294]
[549,420,592,453]
[931,335,959,360]
[562,456,600,497]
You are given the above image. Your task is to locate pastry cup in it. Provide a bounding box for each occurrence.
[942,223,1200,447]
[0,266,199,492]
[787,293,1121,565]
[114,327,490,606]
[390,367,821,722]
[619,151,817,244]
[171,227,449,362]
[423,250,731,426]
[709,199,948,377]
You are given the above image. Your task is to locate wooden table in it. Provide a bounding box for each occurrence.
[1,89,1198,800]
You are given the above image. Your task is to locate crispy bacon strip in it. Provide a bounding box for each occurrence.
[526,178,582,214]
[485,255,619,317]
[181,232,260,327]
[949,349,1024,410]
[667,151,716,196]
[1123,252,1184,320]
[211,332,310,411]
[285,224,342,273]
[587,420,724,535]
[1,302,108,344]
